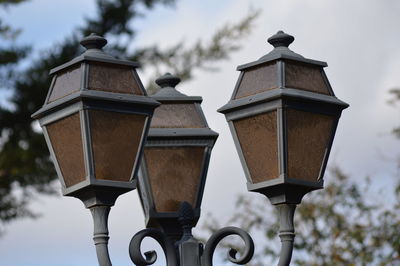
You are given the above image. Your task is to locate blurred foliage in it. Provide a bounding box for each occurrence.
[203,166,400,265]
[134,9,261,94]
[0,0,29,88]
[0,0,259,232]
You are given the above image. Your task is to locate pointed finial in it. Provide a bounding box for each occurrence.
[80,33,107,50]
[267,31,294,48]
[155,73,181,88]
[178,201,195,232]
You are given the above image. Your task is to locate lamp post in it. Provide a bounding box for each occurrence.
[33,31,348,266]
[130,72,252,266]
[218,30,349,265]
[31,33,160,265]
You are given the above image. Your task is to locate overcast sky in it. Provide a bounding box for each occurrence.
[0,0,399,265]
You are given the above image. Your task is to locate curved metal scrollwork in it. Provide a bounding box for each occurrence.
[129,228,178,266]
[202,226,254,266]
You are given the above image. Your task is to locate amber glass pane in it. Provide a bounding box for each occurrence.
[234,63,278,99]
[287,109,334,181]
[144,147,205,212]
[285,62,330,95]
[48,65,81,103]
[46,113,86,187]
[88,63,143,95]
[233,111,279,183]
[89,110,146,182]
[151,103,205,128]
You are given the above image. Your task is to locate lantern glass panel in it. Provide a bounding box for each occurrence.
[143,146,205,212]
[46,112,86,187]
[233,111,279,183]
[286,109,335,181]
[285,62,331,95]
[89,109,146,182]
[48,65,81,103]
[234,63,278,99]
[150,103,205,128]
[88,63,143,95]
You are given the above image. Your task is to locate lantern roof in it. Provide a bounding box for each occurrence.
[218,31,349,115]
[237,31,327,71]
[50,33,140,75]
[147,73,218,138]
[151,73,203,103]
[32,33,158,121]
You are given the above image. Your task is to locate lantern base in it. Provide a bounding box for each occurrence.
[145,207,201,244]
[66,186,131,208]
[248,183,322,205]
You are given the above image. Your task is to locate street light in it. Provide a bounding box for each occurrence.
[32,33,159,265]
[137,73,218,243]
[218,30,349,265]
[33,31,348,266]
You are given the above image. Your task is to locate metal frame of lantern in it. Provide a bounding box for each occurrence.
[32,34,159,205]
[137,73,219,241]
[218,31,349,205]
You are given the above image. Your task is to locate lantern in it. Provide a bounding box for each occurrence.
[218,31,349,204]
[137,73,218,239]
[32,33,159,206]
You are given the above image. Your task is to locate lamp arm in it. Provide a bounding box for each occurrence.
[129,228,179,266]
[90,205,113,266]
[202,226,255,266]
[276,204,296,266]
